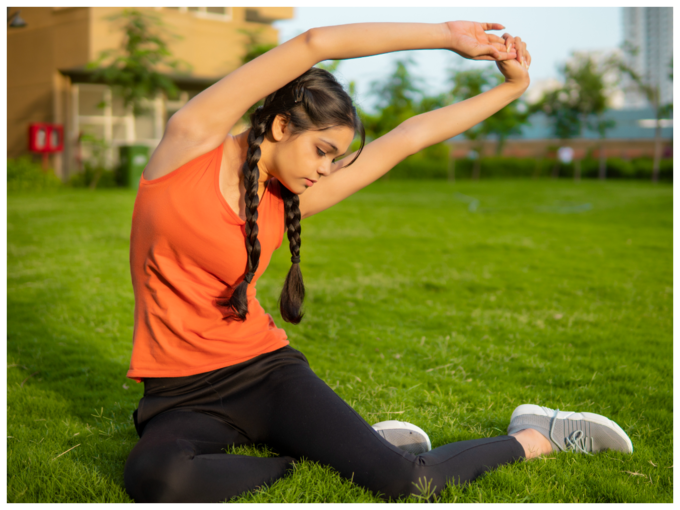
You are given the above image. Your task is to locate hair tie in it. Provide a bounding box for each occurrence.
[291,256,300,264]
[244,272,255,284]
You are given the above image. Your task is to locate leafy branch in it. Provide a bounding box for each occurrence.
[85,8,193,117]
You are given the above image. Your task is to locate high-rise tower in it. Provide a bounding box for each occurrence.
[621,7,673,109]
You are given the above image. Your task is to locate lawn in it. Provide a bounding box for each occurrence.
[7,179,672,503]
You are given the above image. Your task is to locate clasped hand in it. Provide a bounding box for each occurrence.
[445,20,531,86]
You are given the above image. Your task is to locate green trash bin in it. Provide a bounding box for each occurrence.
[118,145,150,190]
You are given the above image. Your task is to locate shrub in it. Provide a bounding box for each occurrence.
[67,164,118,189]
[388,156,448,180]
[384,155,672,181]
[7,156,63,192]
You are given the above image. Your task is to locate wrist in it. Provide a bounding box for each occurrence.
[502,80,530,98]
[438,22,454,50]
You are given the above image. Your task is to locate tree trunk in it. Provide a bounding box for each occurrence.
[495,136,505,156]
[551,160,560,179]
[534,148,546,179]
[652,119,662,183]
[550,141,561,179]
[598,142,607,180]
[447,151,455,182]
[89,169,102,190]
[472,157,481,180]
[574,158,581,182]
[472,142,483,180]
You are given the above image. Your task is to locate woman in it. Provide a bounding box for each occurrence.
[123,20,632,503]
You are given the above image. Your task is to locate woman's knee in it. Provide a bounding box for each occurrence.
[124,437,197,503]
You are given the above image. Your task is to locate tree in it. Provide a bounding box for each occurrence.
[366,56,424,141]
[529,84,581,179]
[562,52,617,180]
[315,59,342,74]
[608,41,673,182]
[475,70,532,157]
[237,28,279,125]
[445,65,494,179]
[85,8,193,117]
[239,28,278,65]
[78,132,112,190]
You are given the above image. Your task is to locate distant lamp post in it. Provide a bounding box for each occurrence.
[8,8,27,28]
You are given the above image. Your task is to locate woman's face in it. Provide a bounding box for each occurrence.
[265,115,355,195]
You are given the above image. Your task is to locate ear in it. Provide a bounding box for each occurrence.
[271,114,290,142]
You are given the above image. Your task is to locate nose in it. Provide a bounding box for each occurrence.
[317,161,332,177]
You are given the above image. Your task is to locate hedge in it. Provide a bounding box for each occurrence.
[385,155,673,181]
[7,156,63,192]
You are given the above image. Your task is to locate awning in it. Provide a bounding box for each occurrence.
[58,66,221,92]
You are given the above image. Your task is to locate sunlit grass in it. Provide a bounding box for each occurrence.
[7,179,672,502]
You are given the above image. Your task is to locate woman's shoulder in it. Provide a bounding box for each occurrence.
[142,127,227,182]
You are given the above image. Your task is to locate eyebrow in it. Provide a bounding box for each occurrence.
[319,138,347,156]
[319,138,338,154]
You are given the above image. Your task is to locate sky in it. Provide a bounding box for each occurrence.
[273,7,625,113]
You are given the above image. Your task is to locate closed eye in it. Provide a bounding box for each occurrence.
[317,147,326,157]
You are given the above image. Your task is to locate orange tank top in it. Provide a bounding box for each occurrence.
[127,142,289,382]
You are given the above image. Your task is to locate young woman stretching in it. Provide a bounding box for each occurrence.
[123,20,633,503]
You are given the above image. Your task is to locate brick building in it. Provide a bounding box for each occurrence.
[7,7,294,181]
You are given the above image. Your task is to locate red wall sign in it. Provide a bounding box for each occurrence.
[28,123,64,153]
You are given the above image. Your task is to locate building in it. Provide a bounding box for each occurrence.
[449,104,673,160]
[449,50,673,161]
[621,7,673,109]
[7,7,294,181]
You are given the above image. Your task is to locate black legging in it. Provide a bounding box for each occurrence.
[124,346,525,502]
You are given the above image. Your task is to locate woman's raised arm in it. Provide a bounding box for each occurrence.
[298,36,531,220]
[169,22,512,145]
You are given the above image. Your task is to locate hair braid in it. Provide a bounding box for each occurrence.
[279,185,304,324]
[219,108,266,321]
[220,67,367,324]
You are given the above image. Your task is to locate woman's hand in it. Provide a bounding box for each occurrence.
[445,20,517,61]
[495,34,531,87]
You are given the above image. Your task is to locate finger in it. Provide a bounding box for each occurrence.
[502,33,515,53]
[491,42,515,60]
[488,34,506,44]
[484,45,501,60]
[513,37,523,63]
[492,41,510,54]
[481,23,505,31]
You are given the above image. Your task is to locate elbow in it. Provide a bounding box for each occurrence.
[397,121,426,157]
[304,27,324,62]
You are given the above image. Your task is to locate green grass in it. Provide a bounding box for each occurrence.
[7,179,672,503]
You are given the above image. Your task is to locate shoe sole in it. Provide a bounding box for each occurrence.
[372,420,432,453]
[510,404,633,454]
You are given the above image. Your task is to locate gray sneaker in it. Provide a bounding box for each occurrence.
[372,420,432,455]
[507,404,633,455]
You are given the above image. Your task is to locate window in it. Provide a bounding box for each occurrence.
[79,87,106,116]
[73,84,188,169]
[164,7,232,21]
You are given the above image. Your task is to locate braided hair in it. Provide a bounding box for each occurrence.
[221,67,365,324]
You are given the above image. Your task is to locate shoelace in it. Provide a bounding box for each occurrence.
[549,408,594,455]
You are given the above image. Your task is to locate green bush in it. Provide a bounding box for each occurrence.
[67,164,118,189]
[388,156,449,179]
[7,156,63,192]
[385,155,672,181]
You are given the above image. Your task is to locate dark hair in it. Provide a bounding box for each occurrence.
[220,67,365,324]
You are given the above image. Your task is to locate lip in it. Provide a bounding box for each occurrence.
[304,178,316,187]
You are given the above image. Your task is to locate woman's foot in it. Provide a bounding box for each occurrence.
[509,427,552,459]
[507,404,633,455]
